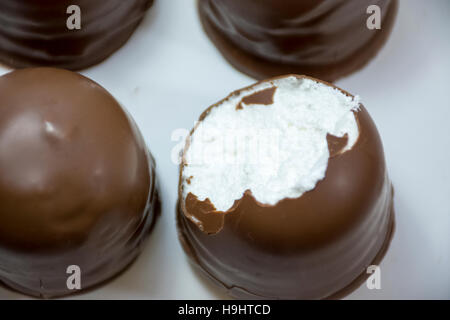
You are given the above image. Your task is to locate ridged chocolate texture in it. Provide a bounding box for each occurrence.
[199,0,398,81]
[0,68,159,298]
[177,75,394,299]
[0,0,153,70]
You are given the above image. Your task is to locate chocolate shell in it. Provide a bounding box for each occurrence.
[177,75,394,299]
[198,0,398,81]
[0,68,159,298]
[0,0,153,70]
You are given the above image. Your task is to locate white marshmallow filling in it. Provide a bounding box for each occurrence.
[182,76,360,212]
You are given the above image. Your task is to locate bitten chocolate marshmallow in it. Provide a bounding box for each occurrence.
[177,75,394,299]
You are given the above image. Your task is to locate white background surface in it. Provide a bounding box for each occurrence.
[0,0,449,299]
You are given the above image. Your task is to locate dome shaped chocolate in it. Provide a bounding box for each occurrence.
[0,68,159,297]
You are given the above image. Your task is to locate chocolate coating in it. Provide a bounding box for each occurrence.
[0,68,159,298]
[177,75,394,299]
[236,87,276,110]
[0,0,153,70]
[199,0,398,81]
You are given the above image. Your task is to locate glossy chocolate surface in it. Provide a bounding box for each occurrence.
[0,68,159,298]
[199,0,398,81]
[0,0,153,70]
[177,75,394,299]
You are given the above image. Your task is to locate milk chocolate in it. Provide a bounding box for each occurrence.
[237,87,277,110]
[177,75,395,299]
[0,68,159,298]
[0,0,153,70]
[198,0,398,81]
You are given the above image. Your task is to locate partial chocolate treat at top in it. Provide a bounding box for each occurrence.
[0,68,159,298]
[177,75,394,299]
[0,0,153,70]
[198,0,398,81]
